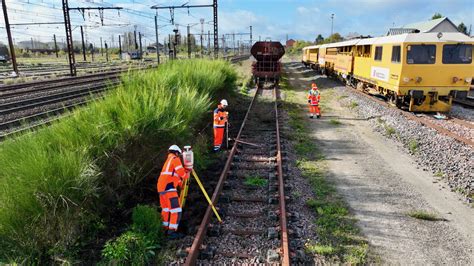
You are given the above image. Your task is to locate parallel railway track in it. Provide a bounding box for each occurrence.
[184,85,290,265]
[347,85,474,148]
[0,55,249,140]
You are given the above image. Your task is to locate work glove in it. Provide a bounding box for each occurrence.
[308,100,311,103]
[219,117,224,120]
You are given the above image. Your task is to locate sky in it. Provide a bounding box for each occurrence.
[0,0,473,48]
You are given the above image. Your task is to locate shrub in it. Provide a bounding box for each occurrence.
[101,231,156,264]
[131,205,164,242]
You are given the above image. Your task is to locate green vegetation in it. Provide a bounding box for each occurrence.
[101,205,163,264]
[407,210,441,221]
[286,40,313,55]
[349,101,359,109]
[434,171,444,178]
[384,124,396,137]
[408,139,419,154]
[244,175,268,187]
[329,119,342,126]
[280,76,368,264]
[0,59,236,263]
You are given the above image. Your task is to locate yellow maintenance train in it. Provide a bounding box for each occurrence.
[302,32,473,112]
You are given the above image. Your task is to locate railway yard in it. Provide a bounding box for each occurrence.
[1,0,474,265]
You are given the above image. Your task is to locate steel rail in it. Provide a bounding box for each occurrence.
[347,86,474,148]
[0,74,120,98]
[274,85,290,265]
[0,81,118,116]
[184,86,261,265]
[0,67,134,91]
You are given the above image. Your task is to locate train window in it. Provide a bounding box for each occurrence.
[391,46,401,63]
[374,46,383,61]
[406,45,436,64]
[442,44,472,64]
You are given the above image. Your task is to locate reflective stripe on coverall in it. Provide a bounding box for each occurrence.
[213,103,228,150]
[157,153,188,231]
[308,89,321,115]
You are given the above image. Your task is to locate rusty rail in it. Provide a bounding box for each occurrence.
[347,86,474,148]
[184,87,260,265]
[184,85,290,265]
[274,86,291,265]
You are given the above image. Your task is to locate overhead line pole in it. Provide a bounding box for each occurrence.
[154,15,160,64]
[62,3,122,76]
[151,0,218,58]
[3,0,19,75]
[80,26,86,61]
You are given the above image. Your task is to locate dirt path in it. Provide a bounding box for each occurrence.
[284,61,474,264]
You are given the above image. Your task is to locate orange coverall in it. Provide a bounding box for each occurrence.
[157,153,189,231]
[308,88,321,116]
[213,104,228,151]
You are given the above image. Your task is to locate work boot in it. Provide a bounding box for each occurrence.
[310,114,314,119]
[317,114,321,119]
[167,231,185,239]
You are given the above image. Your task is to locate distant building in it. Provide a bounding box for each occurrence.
[387,17,459,36]
[286,39,296,48]
[146,42,164,53]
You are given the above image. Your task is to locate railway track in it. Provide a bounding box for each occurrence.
[347,85,474,147]
[184,85,290,265]
[453,97,474,109]
[0,56,249,140]
[0,70,126,139]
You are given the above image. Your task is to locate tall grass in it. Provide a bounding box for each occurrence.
[0,59,236,262]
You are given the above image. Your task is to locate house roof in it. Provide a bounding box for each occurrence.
[400,17,457,33]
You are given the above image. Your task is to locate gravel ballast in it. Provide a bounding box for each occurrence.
[335,86,473,202]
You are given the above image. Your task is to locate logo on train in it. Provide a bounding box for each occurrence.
[370,67,389,82]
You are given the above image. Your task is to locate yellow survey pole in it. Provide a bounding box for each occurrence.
[192,169,222,222]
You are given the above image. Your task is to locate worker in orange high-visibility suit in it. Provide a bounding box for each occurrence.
[157,145,190,239]
[213,99,229,151]
[307,83,321,118]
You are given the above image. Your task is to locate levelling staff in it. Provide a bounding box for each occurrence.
[307,83,321,118]
[213,99,229,151]
[157,145,190,239]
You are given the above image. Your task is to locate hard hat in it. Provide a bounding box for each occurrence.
[168,145,182,154]
[220,99,228,106]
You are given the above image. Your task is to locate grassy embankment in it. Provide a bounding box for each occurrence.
[280,75,369,264]
[0,59,236,263]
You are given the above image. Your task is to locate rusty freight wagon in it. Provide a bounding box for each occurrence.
[251,41,285,87]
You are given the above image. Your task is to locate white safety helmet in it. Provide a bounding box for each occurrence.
[168,145,182,154]
[220,99,228,107]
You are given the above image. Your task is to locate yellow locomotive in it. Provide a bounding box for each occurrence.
[302,32,473,112]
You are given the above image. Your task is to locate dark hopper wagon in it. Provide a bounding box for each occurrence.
[250,41,285,87]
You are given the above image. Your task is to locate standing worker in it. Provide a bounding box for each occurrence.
[157,145,190,239]
[307,83,321,118]
[213,99,229,151]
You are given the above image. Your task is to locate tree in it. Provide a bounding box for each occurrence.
[457,22,468,35]
[431,13,443,20]
[315,34,324,44]
[324,33,343,43]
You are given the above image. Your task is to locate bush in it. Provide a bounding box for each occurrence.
[131,205,164,242]
[102,205,163,264]
[0,59,236,263]
[102,231,156,264]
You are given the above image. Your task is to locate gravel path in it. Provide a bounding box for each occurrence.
[284,61,474,264]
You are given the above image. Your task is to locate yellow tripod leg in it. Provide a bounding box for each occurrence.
[180,178,190,208]
[192,169,222,223]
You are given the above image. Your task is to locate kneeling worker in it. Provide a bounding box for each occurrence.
[213,99,229,151]
[157,145,190,238]
[307,83,321,118]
